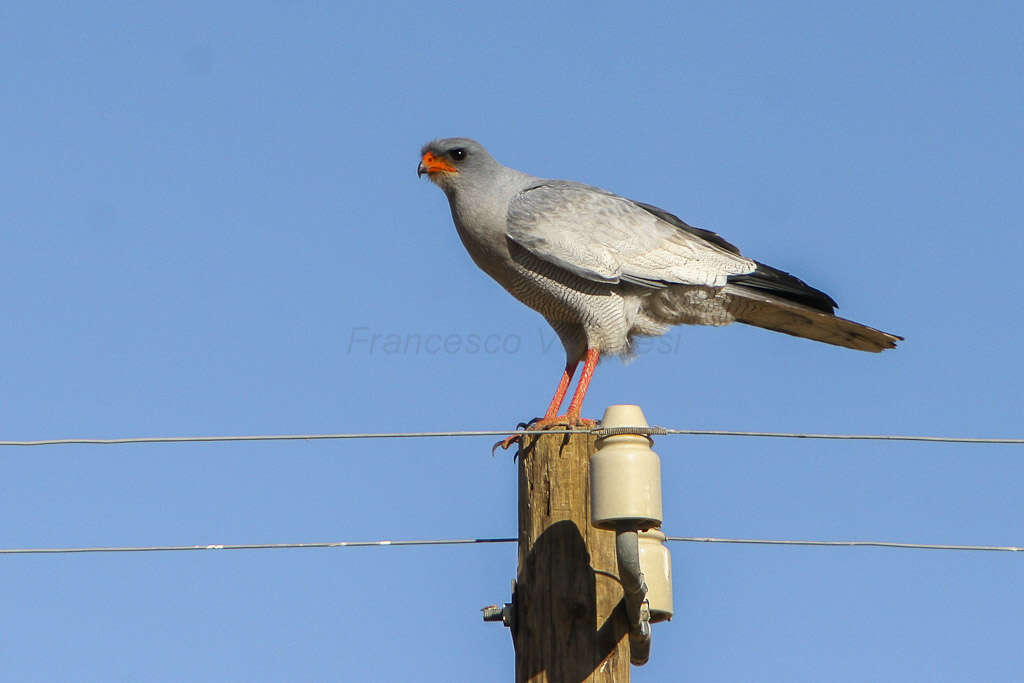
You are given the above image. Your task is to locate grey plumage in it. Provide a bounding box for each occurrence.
[419,137,900,373]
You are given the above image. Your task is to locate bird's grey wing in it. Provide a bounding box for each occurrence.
[506,182,756,288]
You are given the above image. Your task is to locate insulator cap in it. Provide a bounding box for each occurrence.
[591,405,663,529]
[639,528,674,622]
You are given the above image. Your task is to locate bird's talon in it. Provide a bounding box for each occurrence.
[494,433,523,453]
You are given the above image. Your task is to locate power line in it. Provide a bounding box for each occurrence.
[666,537,1024,552]
[1,428,1022,448]
[0,430,579,447]
[0,537,518,555]
[0,431,528,447]
[2,536,1021,556]
[657,429,1024,444]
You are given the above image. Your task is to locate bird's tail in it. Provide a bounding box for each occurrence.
[722,284,901,352]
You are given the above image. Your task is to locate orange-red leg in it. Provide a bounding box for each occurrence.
[496,350,601,452]
[564,348,600,420]
[542,361,578,419]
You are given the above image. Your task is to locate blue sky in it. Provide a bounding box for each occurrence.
[2,2,1022,680]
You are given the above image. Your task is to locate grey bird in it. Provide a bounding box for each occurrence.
[418,137,900,431]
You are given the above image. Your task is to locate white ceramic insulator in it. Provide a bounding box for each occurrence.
[638,528,674,622]
[591,405,663,529]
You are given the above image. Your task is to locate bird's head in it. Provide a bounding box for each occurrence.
[418,138,493,193]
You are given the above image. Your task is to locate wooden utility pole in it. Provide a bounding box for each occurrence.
[514,433,630,682]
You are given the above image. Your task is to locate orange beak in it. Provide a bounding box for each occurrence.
[418,151,457,177]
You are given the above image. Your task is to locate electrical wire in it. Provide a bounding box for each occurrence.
[657,429,1024,444]
[665,537,1024,552]
[0,428,1022,447]
[0,431,577,447]
[0,537,517,555]
[2,536,1021,556]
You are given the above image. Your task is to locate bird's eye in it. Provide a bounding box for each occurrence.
[449,148,467,161]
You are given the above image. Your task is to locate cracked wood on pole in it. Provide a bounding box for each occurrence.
[514,432,630,682]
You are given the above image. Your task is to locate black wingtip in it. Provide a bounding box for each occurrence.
[633,198,841,316]
[728,262,838,314]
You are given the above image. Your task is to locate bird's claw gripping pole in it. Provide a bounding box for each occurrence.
[492,348,601,454]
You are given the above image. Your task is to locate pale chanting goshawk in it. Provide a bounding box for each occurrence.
[418,138,900,433]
